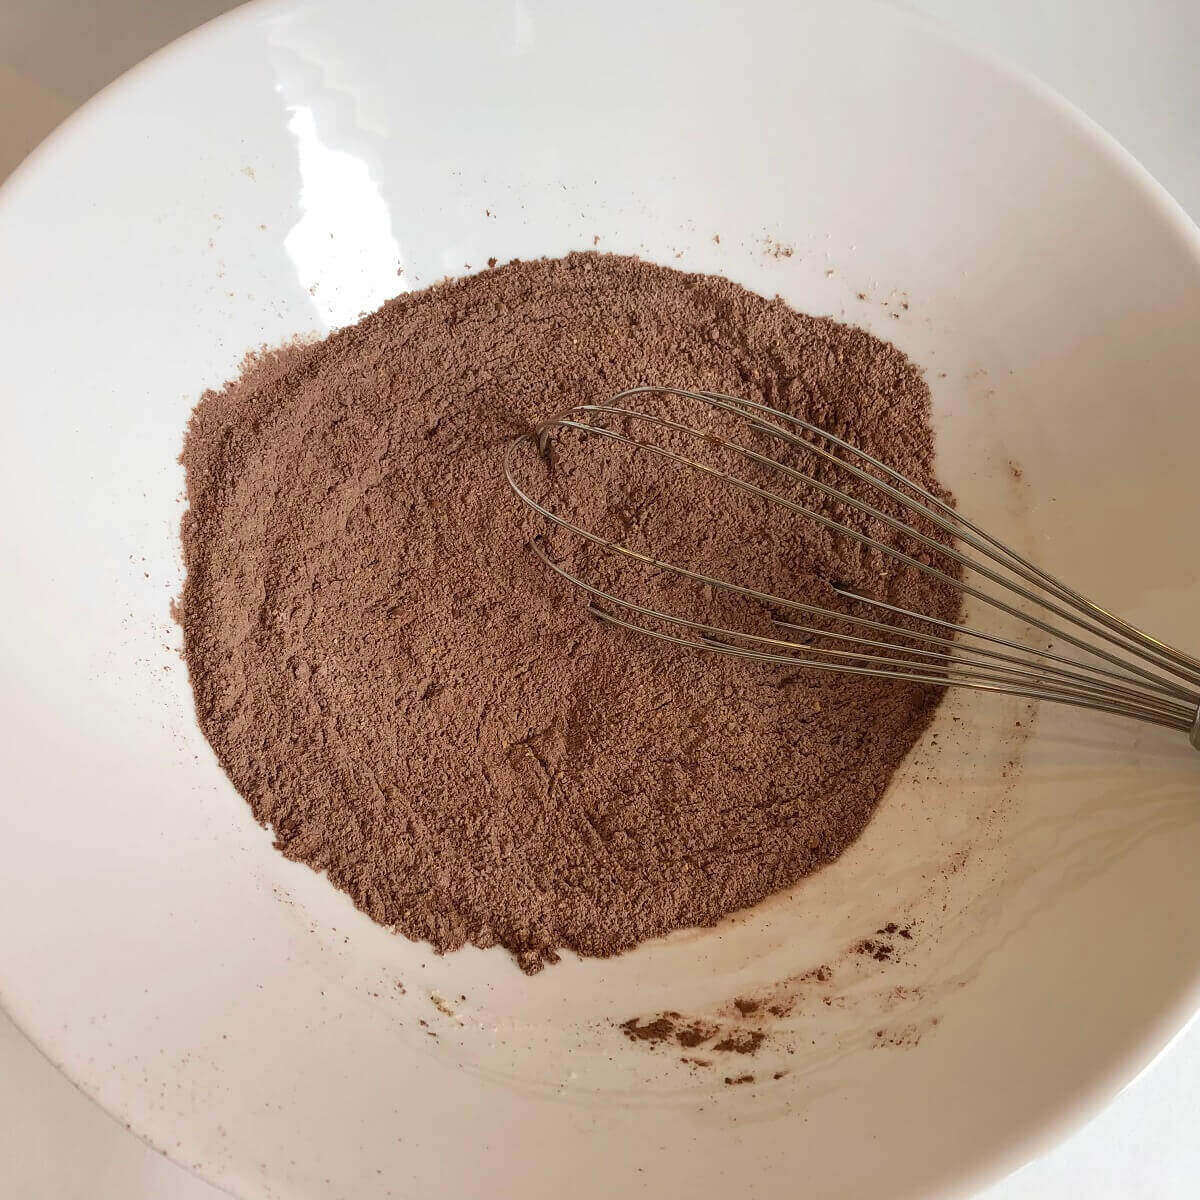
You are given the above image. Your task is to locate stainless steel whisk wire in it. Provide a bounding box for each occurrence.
[504,386,1200,750]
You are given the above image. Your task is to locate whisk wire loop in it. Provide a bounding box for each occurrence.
[504,387,1200,748]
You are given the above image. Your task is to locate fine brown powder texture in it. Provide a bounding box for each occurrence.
[179,252,959,973]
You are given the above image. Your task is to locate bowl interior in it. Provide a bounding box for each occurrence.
[1,2,1199,1198]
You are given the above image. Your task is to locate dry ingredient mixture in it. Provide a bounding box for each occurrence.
[179,252,958,973]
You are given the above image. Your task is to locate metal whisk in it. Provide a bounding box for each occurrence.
[504,386,1200,750]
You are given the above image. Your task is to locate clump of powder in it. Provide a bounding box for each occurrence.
[178,252,958,973]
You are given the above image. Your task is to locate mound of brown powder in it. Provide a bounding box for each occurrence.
[179,252,958,973]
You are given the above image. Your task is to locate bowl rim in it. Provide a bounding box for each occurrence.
[1,2,1199,1198]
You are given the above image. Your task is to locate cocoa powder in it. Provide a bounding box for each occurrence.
[178,252,958,973]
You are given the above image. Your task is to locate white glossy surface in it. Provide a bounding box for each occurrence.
[2,2,1199,1198]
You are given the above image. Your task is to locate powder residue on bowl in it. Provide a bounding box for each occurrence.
[177,251,959,974]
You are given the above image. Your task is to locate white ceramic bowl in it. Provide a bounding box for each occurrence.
[1,2,1198,1197]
